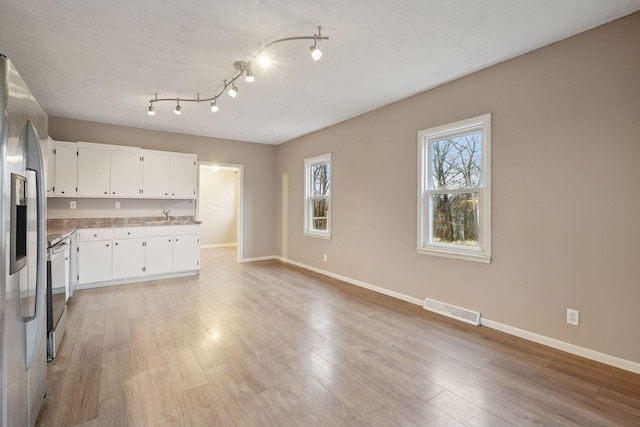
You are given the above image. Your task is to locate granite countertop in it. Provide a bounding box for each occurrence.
[47,216,201,246]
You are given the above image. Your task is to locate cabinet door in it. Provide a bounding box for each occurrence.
[77,147,111,197]
[46,138,56,195]
[79,240,112,284]
[172,234,200,272]
[142,151,171,198]
[53,143,78,196]
[170,155,197,199]
[113,238,145,279]
[111,150,143,197]
[145,236,173,275]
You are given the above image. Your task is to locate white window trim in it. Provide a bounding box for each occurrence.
[304,153,331,239]
[417,114,492,263]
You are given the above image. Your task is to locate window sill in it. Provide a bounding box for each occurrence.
[416,246,491,264]
[304,231,331,240]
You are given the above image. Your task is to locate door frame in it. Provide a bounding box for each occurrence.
[196,161,244,263]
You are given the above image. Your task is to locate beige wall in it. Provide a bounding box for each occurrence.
[276,13,640,363]
[49,118,277,259]
[199,167,238,246]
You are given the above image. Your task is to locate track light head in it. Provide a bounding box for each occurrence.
[245,68,255,83]
[210,100,219,112]
[228,85,238,98]
[310,45,323,61]
[174,100,182,115]
[258,54,270,68]
[148,103,156,116]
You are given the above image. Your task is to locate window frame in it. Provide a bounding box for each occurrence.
[417,114,492,263]
[304,153,332,239]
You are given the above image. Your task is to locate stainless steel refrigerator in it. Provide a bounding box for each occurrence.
[1,55,47,426]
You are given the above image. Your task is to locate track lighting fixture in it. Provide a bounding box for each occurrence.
[310,45,322,61]
[245,68,254,83]
[147,26,329,115]
[310,28,324,61]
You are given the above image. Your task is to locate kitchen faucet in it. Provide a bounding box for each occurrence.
[162,209,171,220]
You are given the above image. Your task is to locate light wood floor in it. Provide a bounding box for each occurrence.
[36,247,640,426]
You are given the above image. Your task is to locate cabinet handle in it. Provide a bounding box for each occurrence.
[106,244,110,247]
[127,232,131,235]
[172,193,175,196]
[165,193,168,196]
[115,242,118,246]
[104,191,108,195]
[112,192,115,195]
[61,191,65,194]
[94,234,98,237]
[175,238,179,242]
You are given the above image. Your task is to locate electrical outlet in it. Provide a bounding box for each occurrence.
[115,201,121,209]
[70,201,76,209]
[567,308,579,326]
[323,254,327,262]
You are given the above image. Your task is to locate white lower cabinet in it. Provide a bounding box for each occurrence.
[78,228,114,285]
[173,234,200,272]
[78,225,200,287]
[145,236,174,276]
[146,225,200,274]
[113,228,146,279]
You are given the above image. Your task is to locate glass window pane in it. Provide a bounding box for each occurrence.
[430,131,482,190]
[312,162,330,196]
[311,198,328,231]
[431,192,479,247]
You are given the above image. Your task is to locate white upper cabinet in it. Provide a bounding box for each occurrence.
[52,141,78,197]
[142,150,197,199]
[170,154,197,199]
[46,137,56,195]
[77,142,143,198]
[141,150,171,198]
[77,143,111,197]
[110,148,143,197]
[48,141,196,200]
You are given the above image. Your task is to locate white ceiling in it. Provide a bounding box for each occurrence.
[2,1,639,145]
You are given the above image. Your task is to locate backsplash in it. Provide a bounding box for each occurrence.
[47,215,197,230]
[46,198,196,220]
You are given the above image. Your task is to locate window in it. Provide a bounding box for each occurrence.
[304,153,331,239]
[417,114,491,263]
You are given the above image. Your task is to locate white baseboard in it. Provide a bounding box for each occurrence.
[254,256,640,374]
[201,243,237,248]
[480,318,640,375]
[279,257,424,305]
[241,255,280,263]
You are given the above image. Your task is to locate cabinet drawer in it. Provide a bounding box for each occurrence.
[78,228,114,242]
[146,224,200,237]
[114,227,146,239]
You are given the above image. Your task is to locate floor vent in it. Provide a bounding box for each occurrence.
[423,298,481,326]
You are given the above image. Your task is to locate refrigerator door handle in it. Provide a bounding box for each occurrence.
[24,120,46,370]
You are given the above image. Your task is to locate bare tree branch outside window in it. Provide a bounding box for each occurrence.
[430,132,481,247]
[310,162,330,231]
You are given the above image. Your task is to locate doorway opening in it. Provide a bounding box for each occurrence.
[197,162,243,262]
